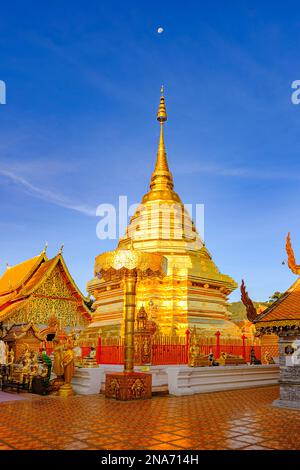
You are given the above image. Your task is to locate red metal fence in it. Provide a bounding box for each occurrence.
[152,336,188,365]
[43,333,262,366]
[93,334,261,365]
[96,337,124,364]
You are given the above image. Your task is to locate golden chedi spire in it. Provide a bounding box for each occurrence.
[142,87,180,203]
[152,88,171,179]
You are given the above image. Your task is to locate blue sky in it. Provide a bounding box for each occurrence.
[0,0,300,302]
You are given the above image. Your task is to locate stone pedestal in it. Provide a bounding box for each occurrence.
[273,365,300,409]
[58,383,74,397]
[105,372,152,401]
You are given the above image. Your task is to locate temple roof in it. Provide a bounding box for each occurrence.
[242,234,300,329]
[0,253,46,295]
[0,250,91,323]
[253,278,300,324]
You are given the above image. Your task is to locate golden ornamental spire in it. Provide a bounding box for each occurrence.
[149,87,174,194]
[157,85,167,122]
[42,242,48,254]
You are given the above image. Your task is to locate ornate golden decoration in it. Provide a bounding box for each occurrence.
[12,322,44,341]
[33,266,74,298]
[188,327,204,367]
[105,372,152,401]
[257,319,300,329]
[12,296,86,328]
[95,249,167,277]
[131,378,145,398]
[109,378,120,398]
[1,261,90,328]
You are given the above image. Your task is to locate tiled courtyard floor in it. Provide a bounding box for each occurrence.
[0,386,299,450]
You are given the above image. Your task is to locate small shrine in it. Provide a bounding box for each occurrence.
[242,233,300,409]
[2,322,45,359]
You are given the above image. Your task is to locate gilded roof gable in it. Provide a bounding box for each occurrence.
[0,251,91,324]
[0,253,46,296]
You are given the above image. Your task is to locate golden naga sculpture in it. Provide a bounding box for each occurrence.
[241,279,258,322]
[286,232,300,275]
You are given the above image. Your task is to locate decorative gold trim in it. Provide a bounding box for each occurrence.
[95,249,167,276]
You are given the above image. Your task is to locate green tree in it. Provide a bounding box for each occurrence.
[268,291,284,304]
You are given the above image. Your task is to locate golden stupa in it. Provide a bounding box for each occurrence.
[87,90,241,340]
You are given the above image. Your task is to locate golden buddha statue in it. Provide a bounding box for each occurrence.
[73,339,83,367]
[53,337,65,378]
[188,328,201,367]
[27,352,39,390]
[58,337,75,397]
[20,348,32,386]
[6,348,14,379]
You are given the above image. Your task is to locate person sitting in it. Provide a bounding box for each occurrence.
[250,348,261,365]
[208,351,219,366]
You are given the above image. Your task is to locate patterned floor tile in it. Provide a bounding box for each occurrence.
[0,386,299,450]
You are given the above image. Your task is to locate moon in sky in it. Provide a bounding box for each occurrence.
[157,27,164,34]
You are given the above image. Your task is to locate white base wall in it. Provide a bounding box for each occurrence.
[72,367,103,395]
[71,364,279,396]
[167,364,279,396]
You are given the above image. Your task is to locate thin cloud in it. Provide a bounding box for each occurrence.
[174,161,300,181]
[0,167,96,217]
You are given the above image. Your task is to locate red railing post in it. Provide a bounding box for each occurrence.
[185,329,190,364]
[96,337,101,364]
[215,331,221,359]
[241,334,247,360]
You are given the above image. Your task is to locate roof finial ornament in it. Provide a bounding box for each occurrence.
[157,87,167,123]
[59,244,64,254]
[6,262,11,270]
[42,242,48,254]
[141,87,181,204]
